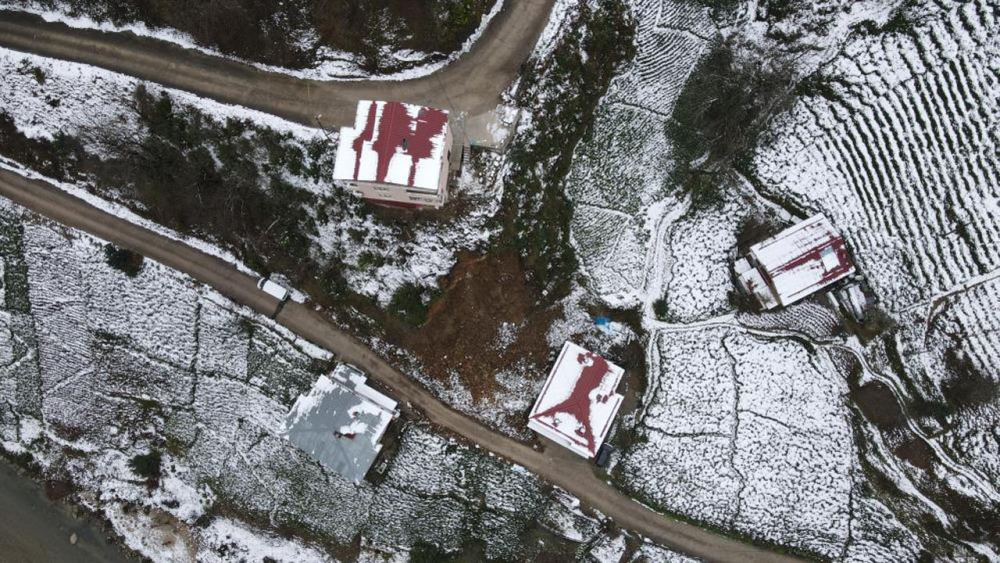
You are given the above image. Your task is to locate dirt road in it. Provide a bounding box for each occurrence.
[0,1,552,127]
[0,460,130,563]
[0,169,799,563]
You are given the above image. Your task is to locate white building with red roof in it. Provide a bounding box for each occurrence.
[734,214,856,310]
[333,100,453,209]
[528,342,625,459]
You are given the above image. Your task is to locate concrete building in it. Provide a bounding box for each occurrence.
[333,100,453,209]
[528,342,625,459]
[283,364,398,484]
[734,214,855,310]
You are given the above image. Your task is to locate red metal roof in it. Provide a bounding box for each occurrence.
[346,101,449,188]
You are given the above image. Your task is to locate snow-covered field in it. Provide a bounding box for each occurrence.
[564,0,713,310]
[564,0,1000,559]
[755,0,1000,313]
[0,0,506,81]
[617,326,926,560]
[0,199,649,561]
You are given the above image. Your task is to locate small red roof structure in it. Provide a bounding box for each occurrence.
[735,214,855,309]
[528,342,625,459]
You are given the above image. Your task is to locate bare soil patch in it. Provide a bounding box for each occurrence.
[394,251,560,402]
[851,381,906,431]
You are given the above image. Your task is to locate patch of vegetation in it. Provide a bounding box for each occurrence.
[17,59,46,84]
[669,38,797,208]
[941,348,999,410]
[103,243,145,277]
[0,214,32,314]
[0,111,87,181]
[409,540,458,563]
[496,0,636,300]
[652,298,669,320]
[388,282,438,327]
[129,450,163,485]
[49,0,494,72]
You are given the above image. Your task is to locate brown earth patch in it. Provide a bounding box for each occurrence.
[893,437,933,471]
[394,251,560,402]
[851,381,906,431]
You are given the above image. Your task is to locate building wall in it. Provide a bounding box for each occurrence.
[345,124,453,209]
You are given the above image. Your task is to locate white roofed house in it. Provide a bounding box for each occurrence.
[528,342,625,459]
[333,100,454,209]
[734,214,856,310]
[283,364,398,485]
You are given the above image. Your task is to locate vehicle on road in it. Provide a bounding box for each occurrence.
[257,277,290,302]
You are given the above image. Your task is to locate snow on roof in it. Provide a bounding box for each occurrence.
[749,214,855,307]
[333,100,450,192]
[283,366,397,484]
[528,342,625,459]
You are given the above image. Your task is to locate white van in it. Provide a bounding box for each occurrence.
[257,277,290,302]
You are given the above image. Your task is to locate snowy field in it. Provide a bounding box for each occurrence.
[752,0,1000,550]
[617,326,927,560]
[563,0,1000,559]
[0,199,678,561]
[564,0,713,310]
[0,0,506,81]
[755,0,1000,314]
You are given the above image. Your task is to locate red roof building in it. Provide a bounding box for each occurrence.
[735,214,855,309]
[333,100,453,209]
[528,342,625,459]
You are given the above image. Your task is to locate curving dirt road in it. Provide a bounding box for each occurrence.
[0,168,800,563]
[0,1,552,127]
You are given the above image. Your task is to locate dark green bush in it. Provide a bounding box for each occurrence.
[129,450,163,483]
[104,244,145,277]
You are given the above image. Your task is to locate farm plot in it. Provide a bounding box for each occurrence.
[753,0,1000,313]
[0,200,608,561]
[615,326,922,560]
[564,0,713,309]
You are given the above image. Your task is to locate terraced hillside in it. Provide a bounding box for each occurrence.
[753,0,1000,554]
[0,199,626,561]
[755,0,1000,313]
[564,0,713,308]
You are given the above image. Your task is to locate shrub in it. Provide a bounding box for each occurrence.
[104,243,145,277]
[652,297,669,320]
[389,282,436,326]
[129,450,163,484]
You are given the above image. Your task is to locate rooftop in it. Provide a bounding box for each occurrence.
[333,100,450,192]
[527,342,625,459]
[283,364,398,484]
[748,214,855,307]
